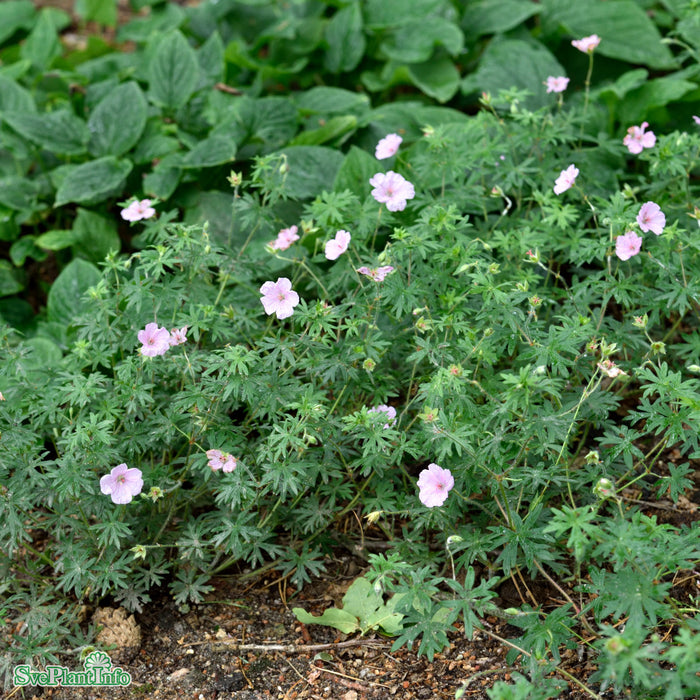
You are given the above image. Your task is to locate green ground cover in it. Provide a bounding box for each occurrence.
[2,1,700,697]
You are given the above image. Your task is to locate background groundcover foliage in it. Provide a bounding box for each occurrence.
[2,0,700,697]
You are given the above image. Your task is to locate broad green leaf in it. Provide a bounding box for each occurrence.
[0,178,39,211]
[224,39,308,78]
[618,77,696,124]
[132,122,180,165]
[408,58,461,103]
[75,0,117,27]
[54,157,132,207]
[212,97,298,156]
[3,109,90,156]
[183,190,233,244]
[72,208,121,261]
[364,0,444,27]
[148,31,200,110]
[23,337,63,369]
[75,51,139,83]
[0,298,35,331]
[181,134,237,168]
[117,3,185,43]
[0,260,25,296]
[20,9,61,70]
[274,146,344,199]
[0,0,35,44]
[143,154,183,199]
[9,235,47,266]
[294,87,370,116]
[542,0,677,69]
[35,229,80,251]
[47,258,101,325]
[334,146,379,198]
[0,208,19,242]
[88,82,147,157]
[0,60,32,81]
[198,31,224,85]
[364,102,468,138]
[461,38,565,110]
[381,18,464,63]
[341,577,379,620]
[342,578,404,635]
[324,3,365,73]
[461,0,540,38]
[290,115,357,146]
[596,69,649,102]
[292,607,359,634]
[0,76,36,113]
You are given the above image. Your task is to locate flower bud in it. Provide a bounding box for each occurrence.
[604,635,628,655]
[227,171,243,187]
[147,486,164,502]
[131,545,147,560]
[362,358,376,372]
[632,314,648,329]
[594,477,615,499]
[365,511,382,525]
[585,450,601,465]
[419,406,439,423]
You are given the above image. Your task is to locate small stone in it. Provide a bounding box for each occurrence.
[168,668,190,682]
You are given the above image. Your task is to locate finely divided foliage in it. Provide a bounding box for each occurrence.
[1,1,700,698]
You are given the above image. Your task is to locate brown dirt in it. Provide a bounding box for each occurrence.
[10,555,602,700]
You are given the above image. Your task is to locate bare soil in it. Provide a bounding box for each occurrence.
[11,554,604,700]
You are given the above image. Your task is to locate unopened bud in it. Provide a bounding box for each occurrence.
[365,511,382,525]
[594,477,615,499]
[131,545,147,560]
[585,450,601,465]
[632,314,648,329]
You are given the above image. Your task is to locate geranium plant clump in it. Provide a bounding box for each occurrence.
[2,3,700,698]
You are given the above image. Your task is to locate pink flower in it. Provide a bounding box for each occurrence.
[545,76,569,93]
[553,165,579,195]
[615,231,642,261]
[623,122,656,154]
[357,265,395,282]
[693,116,700,125]
[637,202,665,235]
[169,326,188,346]
[571,34,601,54]
[138,322,171,357]
[260,277,300,319]
[269,225,299,251]
[368,404,397,429]
[206,449,237,473]
[375,133,402,160]
[597,360,626,378]
[417,463,454,508]
[121,199,155,222]
[325,230,351,261]
[100,464,143,504]
[369,171,415,212]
